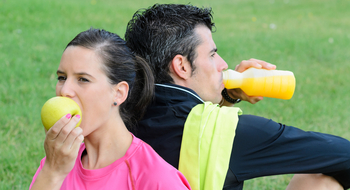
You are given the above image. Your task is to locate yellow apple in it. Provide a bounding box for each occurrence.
[41,96,82,130]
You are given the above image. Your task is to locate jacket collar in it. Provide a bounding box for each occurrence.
[155,83,204,104]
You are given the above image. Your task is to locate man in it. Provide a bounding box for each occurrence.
[125,4,350,190]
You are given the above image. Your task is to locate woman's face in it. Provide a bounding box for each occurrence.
[56,46,116,136]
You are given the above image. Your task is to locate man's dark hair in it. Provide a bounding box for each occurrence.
[125,4,215,83]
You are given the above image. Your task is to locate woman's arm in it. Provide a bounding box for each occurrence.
[30,114,83,190]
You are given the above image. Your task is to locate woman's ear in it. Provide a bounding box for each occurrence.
[170,55,192,80]
[113,81,129,106]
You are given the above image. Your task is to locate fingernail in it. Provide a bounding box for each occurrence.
[76,115,81,119]
[66,113,72,119]
[268,63,276,68]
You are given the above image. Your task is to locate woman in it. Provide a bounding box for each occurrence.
[30,28,191,190]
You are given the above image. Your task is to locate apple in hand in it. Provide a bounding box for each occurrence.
[41,96,82,130]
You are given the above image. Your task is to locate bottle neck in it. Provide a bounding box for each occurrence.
[222,69,242,89]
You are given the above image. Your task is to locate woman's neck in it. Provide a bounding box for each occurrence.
[81,118,133,170]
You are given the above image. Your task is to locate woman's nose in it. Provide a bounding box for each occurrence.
[57,80,76,98]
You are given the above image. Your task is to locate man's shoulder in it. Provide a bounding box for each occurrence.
[155,83,203,104]
[146,83,203,118]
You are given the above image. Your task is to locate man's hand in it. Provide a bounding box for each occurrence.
[227,58,276,104]
[235,58,276,72]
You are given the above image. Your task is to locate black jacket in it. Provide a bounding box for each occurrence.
[136,84,241,189]
[136,84,350,190]
[136,83,202,168]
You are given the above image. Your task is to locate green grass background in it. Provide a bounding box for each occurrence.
[1,0,350,189]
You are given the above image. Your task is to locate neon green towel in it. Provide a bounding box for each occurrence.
[179,102,241,190]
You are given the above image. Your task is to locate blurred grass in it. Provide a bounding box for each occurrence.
[1,0,350,189]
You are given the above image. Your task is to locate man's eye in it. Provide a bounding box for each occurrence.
[79,78,89,82]
[57,76,66,81]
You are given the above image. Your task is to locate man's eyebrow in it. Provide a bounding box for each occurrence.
[210,48,218,54]
[57,70,65,75]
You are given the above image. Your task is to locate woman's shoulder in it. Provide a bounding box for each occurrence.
[127,136,191,189]
[129,136,171,168]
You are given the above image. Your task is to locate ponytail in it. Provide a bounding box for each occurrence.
[121,55,154,131]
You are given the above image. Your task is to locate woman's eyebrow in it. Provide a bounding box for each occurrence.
[74,72,93,77]
[56,70,93,78]
[57,70,65,75]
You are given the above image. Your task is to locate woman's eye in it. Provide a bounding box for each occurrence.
[79,77,89,82]
[57,76,66,81]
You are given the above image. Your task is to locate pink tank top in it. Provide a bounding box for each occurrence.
[30,135,191,190]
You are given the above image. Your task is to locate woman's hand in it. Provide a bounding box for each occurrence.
[43,113,83,176]
[228,58,276,104]
[31,114,83,190]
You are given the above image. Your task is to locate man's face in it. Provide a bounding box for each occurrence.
[186,25,228,104]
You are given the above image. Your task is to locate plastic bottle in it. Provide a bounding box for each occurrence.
[222,68,296,99]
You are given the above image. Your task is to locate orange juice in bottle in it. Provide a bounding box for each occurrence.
[223,68,296,99]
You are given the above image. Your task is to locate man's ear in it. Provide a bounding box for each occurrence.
[113,81,129,106]
[170,54,192,80]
